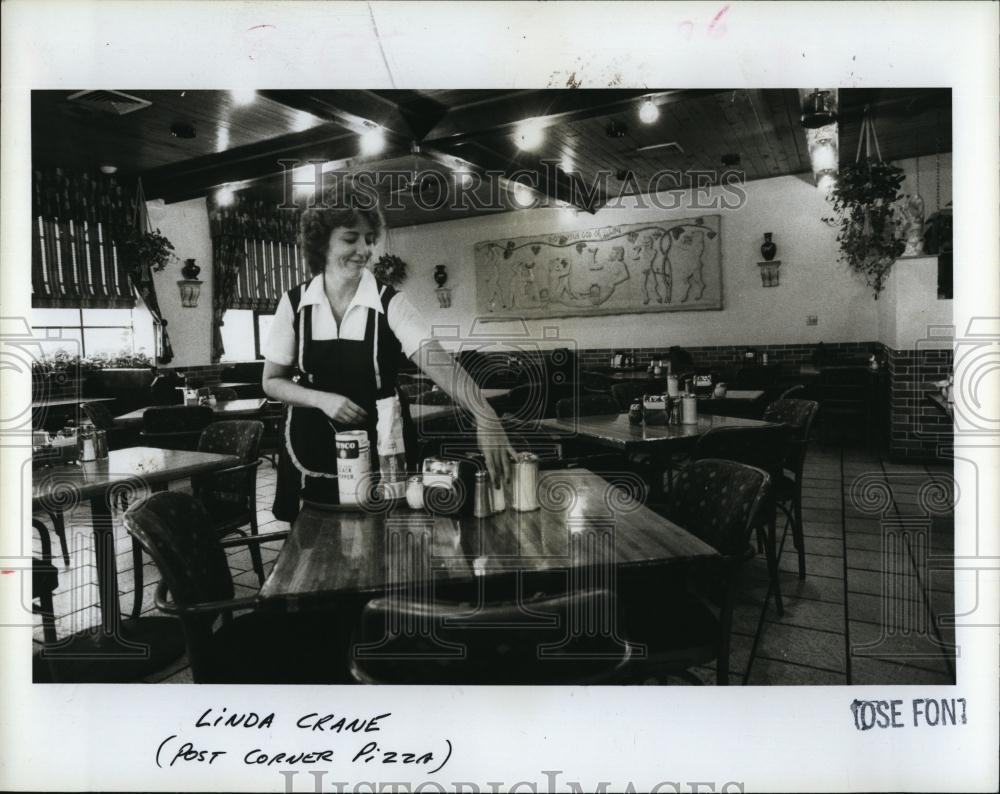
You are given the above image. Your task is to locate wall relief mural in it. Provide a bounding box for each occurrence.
[474,215,722,319]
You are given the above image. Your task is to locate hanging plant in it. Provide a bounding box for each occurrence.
[824,160,906,297]
[822,108,906,299]
[121,227,177,275]
[372,253,408,287]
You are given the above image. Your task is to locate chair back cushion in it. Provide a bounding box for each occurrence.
[351,589,629,685]
[124,491,235,606]
[198,420,263,462]
[668,459,771,557]
[555,394,618,420]
[143,405,214,433]
[81,401,115,429]
[693,424,791,477]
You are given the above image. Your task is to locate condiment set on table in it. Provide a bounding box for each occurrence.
[32,422,108,467]
[629,373,713,428]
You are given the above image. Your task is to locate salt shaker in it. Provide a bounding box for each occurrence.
[511,452,539,512]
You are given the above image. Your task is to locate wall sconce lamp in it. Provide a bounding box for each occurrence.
[177,258,202,308]
[433,264,452,308]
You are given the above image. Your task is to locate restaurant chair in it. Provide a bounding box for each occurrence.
[123,491,343,684]
[139,405,213,451]
[817,367,871,445]
[208,387,238,402]
[555,394,618,420]
[349,590,632,685]
[258,400,285,468]
[693,424,792,615]
[31,519,59,646]
[619,458,771,685]
[580,370,614,395]
[778,384,806,400]
[80,401,133,450]
[762,398,821,579]
[127,419,266,618]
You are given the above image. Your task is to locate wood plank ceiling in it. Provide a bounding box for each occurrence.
[32,88,952,227]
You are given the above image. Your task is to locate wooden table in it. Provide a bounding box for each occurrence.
[261,467,718,606]
[114,397,267,428]
[32,396,116,431]
[407,388,512,423]
[32,447,239,682]
[537,412,774,452]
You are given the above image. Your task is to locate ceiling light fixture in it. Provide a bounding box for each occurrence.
[511,184,534,208]
[360,124,386,156]
[514,119,545,150]
[99,165,118,175]
[560,153,575,173]
[215,186,235,207]
[639,98,660,124]
[291,110,314,133]
[230,88,257,106]
[800,89,837,129]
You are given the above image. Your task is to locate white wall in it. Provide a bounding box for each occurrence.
[147,197,214,367]
[878,255,953,349]
[386,173,876,351]
[387,155,952,353]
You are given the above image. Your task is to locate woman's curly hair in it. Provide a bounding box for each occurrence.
[299,183,385,275]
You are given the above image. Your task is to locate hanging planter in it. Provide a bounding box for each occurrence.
[823,108,906,298]
[372,253,408,287]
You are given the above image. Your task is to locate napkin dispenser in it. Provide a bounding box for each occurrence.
[421,456,478,515]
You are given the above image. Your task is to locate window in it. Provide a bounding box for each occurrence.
[219,310,276,361]
[31,306,156,359]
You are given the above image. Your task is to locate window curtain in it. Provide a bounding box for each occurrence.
[129,179,174,365]
[32,168,134,309]
[208,193,304,362]
[31,169,174,364]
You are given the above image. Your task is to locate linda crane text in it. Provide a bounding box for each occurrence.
[194,707,391,732]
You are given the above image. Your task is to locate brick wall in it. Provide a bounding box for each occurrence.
[885,346,953,462]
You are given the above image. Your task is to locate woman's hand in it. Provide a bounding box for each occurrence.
[313,391,368,426]
[476,417,517,486]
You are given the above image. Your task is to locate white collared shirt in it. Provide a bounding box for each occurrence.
[262,270,429,366]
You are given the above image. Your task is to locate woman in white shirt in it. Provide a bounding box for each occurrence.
[262,185,514,517]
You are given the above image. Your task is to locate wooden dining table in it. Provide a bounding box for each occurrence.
[32,446,239,682]
[261,467,719,608]
[537,412,774,452]
[113,397,267,428]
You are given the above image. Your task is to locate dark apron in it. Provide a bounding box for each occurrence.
[273,307,379,519]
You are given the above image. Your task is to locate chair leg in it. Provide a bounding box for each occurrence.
[37,591,58,645]
[131,537,144,619]
[46,510,70,567]
[763,509,784,616]
[793,488,806,579]
[248,512,265,586]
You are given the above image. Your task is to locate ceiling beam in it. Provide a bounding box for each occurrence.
[141,123,410,203]
[421,88,730,146]
[423,139,606,213]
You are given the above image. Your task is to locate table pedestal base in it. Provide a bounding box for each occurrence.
[37,616,185,683]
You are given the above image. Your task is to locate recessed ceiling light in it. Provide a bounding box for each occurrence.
[515,119,545,150]
[99,165,117,175]
[215,186,235,206]
[360,124,385,156]
[230,88,256,106]
[639,98,660,124]
[560,153,575,173]
[511,184,535,208]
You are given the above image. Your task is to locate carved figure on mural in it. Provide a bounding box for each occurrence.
[482,246,507,312]
[661,220,718,303]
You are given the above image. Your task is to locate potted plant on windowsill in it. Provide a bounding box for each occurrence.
[84,351,156,398]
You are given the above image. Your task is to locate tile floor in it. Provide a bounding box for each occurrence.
[30,442,956,685]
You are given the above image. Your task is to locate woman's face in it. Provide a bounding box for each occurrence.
[325,217,377,277]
